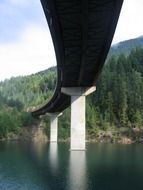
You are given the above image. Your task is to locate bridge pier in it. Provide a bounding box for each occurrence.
[48,113,62,142]
[62,87,96,150]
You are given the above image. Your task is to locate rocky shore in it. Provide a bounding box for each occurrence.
[1,126,143,144]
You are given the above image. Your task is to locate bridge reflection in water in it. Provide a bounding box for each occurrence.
[49,142,58,173]
[48,142,87,190]
[69,151,87,190]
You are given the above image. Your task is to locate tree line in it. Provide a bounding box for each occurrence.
[0,48,143,141]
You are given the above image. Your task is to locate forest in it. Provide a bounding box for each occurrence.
[0,47,143,142]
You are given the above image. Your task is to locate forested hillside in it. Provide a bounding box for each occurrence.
[109,36,143,56]
[0,67,56,139]
[92,48,143,132]
[1,45,143,142]
[0,67,56,108]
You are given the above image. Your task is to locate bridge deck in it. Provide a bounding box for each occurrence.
[32,0,123,117]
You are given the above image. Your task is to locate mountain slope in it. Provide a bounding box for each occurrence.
[1,38,143,142]
[109,36,143,56]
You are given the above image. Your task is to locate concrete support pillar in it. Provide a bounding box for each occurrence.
[62,87,96,150]
[71,95,85,150]
[50,114,58,142]
[48,113,62,142]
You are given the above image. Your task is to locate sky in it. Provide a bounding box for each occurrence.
[0,0,143,81]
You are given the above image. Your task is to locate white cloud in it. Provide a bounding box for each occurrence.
[1,0,143,81]
[7,0,36,6]
[113,0,143,44]
[8,0,26,5]
[0,25,56,81]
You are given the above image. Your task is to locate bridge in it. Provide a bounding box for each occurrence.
[31,0,123,150]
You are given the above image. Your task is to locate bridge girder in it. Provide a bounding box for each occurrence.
[32,0,123,117]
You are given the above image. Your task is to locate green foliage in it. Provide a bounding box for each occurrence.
[94,47,143,129]
[0,68,56,139]
[1,47,143,141]
[58,108,70,140]
[20,112,35,126]
[42,116,50,138]
[0,68,56,108]
[0,110,21,138]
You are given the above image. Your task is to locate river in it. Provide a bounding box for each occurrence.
[0,142,143,190]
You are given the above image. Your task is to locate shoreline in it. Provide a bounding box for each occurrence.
[0,126,143,144]
[0,136,142,144]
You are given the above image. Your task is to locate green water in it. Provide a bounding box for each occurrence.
[0,142,143,190]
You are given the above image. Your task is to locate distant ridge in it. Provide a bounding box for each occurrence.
[109,36,143,56]
[36,66,56,75]
[37,36,143,74]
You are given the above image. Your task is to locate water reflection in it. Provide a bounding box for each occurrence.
[49,142,58,173]
[31,142,45,161]
[1,143,143,190]
[69,151,87,190]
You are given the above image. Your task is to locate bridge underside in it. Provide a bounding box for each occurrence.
[32,0,123,117]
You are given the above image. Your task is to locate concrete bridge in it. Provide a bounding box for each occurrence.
[32,0,123,150]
